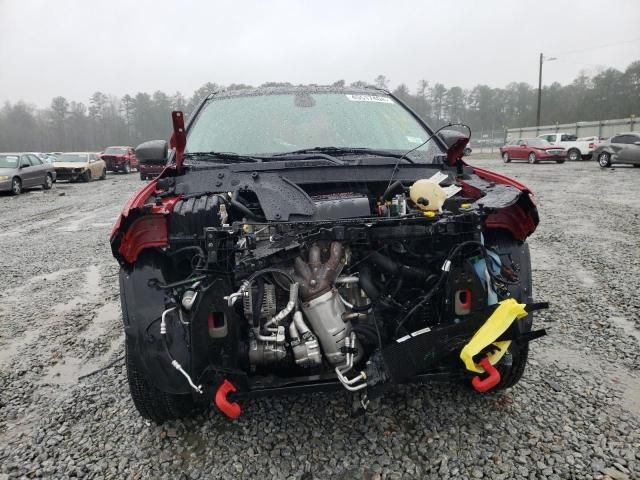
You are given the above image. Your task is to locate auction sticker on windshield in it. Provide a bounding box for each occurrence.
[345,94,394,103]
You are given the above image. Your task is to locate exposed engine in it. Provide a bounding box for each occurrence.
[115,162,546,420]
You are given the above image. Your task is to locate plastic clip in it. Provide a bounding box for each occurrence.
[214,379,242,419]
[471,357,501,393]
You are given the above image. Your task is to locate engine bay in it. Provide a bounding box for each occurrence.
[117,163,545,414]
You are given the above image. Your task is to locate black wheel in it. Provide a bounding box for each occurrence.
[483,231,534,390]
[556,158,565,164]
[633,164,640,168]
[502,152,511,163]
[598,152,611,168]
[527,152,537,164]
[567,149,581,162]
[123,163,131,174]
[43,173,53,190]
[125,340,200,424]
[11,177,22,195]
[140,173,146,181]
[120,254,201,423]
[99,168,107,180]
[82,170,92,182]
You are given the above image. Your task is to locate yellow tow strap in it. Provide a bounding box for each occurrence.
[460,298,529,373]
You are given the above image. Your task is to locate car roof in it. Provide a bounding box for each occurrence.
[209,84,387,101]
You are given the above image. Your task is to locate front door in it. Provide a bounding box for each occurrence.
[27,154,47,185]
[20,155,38,187]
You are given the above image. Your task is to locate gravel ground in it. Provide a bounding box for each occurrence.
[0,161,639,480]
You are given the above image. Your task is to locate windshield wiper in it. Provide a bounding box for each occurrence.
[273,146,414,164]
[183,151,261,163]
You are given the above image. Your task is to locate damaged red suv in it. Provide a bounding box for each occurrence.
[111,86,546,423]
[101,146,138,173]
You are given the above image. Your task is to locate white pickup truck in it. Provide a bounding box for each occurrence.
[537,133,595,161]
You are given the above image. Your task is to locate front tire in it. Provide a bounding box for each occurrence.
[502,152,511,163]
[528,152,537,164]
[140,173,147,181]
[43,173,53,190]
[82,170,92,182]
[125,340,200,424]
[567,149,581,162]
[120,254,201,424]
[598,152,611,168]
[123,163,131,174]
[11,177,22,195]
[484,231,534,390]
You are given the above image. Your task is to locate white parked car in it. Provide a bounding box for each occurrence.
[537,133,595,161]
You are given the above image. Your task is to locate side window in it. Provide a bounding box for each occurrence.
[28,154,43,165]
[90,154,97,161]
[561,134,577,141]
[518,140,526,146]
[617,135,632,145]
[610,136,622,144]
[20,155,31,167]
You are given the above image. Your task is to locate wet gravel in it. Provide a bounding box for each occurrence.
[0,161,639,480]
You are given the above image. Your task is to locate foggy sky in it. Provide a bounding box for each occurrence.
[1,0,639,107]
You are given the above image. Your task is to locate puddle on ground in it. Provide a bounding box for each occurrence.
[50,265,101,316]
[79,302,121,341]
[84,265,101,295]
[0,329,39,365]
[574,266,596,288]
[0,268,79,300]
[536,344,640,415]
[39,357,99,385]
[609,315,640,345]
[0,412,40,445]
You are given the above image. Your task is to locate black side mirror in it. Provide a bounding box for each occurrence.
[136,140,168,165]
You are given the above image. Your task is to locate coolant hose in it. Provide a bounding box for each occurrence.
[382,180,404,202]
[368,251,427,280]
[231,191,265,222]
[358,265,380,302]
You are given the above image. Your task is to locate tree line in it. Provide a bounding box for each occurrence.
[1,60,638,152]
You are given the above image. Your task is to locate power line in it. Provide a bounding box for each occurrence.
[551,37,640,56]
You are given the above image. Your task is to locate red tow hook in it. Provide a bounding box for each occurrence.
[471,357,501,393]
[214,379,242,419]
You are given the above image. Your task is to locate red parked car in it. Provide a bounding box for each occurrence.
[500,138,566,164]
[101,146,138,173]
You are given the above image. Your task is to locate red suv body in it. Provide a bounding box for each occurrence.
[101,146,138,173]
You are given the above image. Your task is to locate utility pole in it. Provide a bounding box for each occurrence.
[536,53,557,127]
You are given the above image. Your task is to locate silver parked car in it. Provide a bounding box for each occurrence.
[0,153,57,195]
[594,132,640,168]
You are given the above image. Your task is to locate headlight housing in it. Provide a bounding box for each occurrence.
[0,175,9,181]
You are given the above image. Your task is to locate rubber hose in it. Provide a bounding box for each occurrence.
[381,180,404,202]
[358,265,380,302]
[369,251,427,280]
